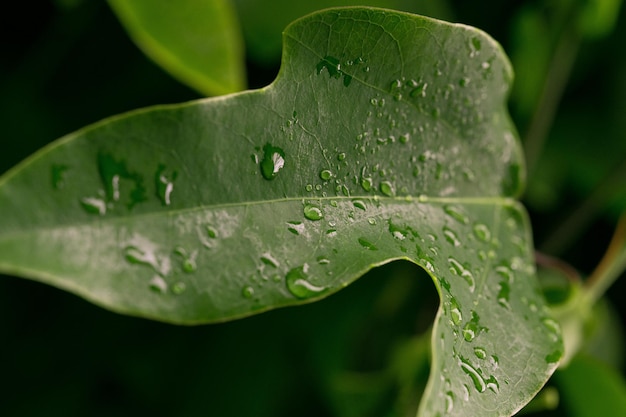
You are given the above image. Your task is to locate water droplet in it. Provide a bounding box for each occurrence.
[367,217,377,225]
[285,264,325,299]
[303,204,324,221]
[497,281,511,309]
[260,144,285,180]
[471,37,482,51]
[450,298,463,325]
[287,221,305,235]
[80,197,107,215]
[206,226,218,239]
[399,133,410,144]
[474,347,487,359]
[358,237,378,251]
[260,253,279,268]
[445,391,455,413]
[171,281,186,295]
[460,358,485,392]
[155,164,177,206]
[305,184,313,192]
[320,169,333,180]
[448,258,475,291]
[361,177,373,191]
[380,181,394,197]
[495,265,513,282]
[353,199,367,211]
[473,224,491,242]
[410,83,428,98]
[242,286,255,299]
[174,247,197,273]
[149,276,168,293]
[459,356,498,393]
[462,311,486,342]
[542,318,561,342]
[317,256,330,265]
[337,152,346,161]
[98,153,146,207]
[443,205,469,224]
[443,227,461,246]
[51,164,69,189]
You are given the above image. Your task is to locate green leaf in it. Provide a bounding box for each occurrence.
[555,354,626,416]
[0,7,562,416]
[108,0,245,96]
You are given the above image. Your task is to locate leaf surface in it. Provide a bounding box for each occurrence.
[108,0,245,95]
[0,8,561,416]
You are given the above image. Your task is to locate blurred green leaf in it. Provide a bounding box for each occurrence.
[232,0,453,65]
[0,8,562,416]
[578,0,623,38]
[555,354,626,416]
[108,0,245,96]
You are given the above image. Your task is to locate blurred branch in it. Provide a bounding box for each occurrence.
[541,157,626,255]
[523,26,579,177]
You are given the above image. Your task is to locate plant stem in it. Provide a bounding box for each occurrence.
[540,158,626,255]
[585,213,626,304]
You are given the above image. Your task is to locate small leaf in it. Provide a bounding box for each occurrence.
[0,8,562,416]
[108,0,245,96]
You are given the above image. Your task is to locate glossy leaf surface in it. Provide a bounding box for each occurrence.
[0,8,562,416]
[108,0,245,96]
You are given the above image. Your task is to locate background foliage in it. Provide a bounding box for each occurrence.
[0,0,624,416]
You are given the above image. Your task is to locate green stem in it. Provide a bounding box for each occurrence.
[540,158,626,255]
[585,214,626,304]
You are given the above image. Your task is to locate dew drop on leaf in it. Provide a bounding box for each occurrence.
[149,276,168,293]
[473,223,491,242]
[361,177,373,191]
[303,204,324,221]
[497,280,511,309]
[51,164,69,189]
[443,226,461,246]
[445,391,455,413]
[80,197,107,215]
[319,169,333,180]
[443,205,469,224]
[380,181,394,196]
[448,257,475,292]
[463,311,486,342]
[474,347,487,359]
[155,164,177,206]
[260,144,285,180]
[285,264,325,299]
[171,281,186,295]
[242,286,254,299]
[286,221,304,235]
[352,199,367,211]
[206,226,218,239]
[358,237,378,251]
[450,297,463,325]
[260,253,280,268]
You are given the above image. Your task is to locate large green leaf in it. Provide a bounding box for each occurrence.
[108,0,245,96]
[0,8,562,416]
